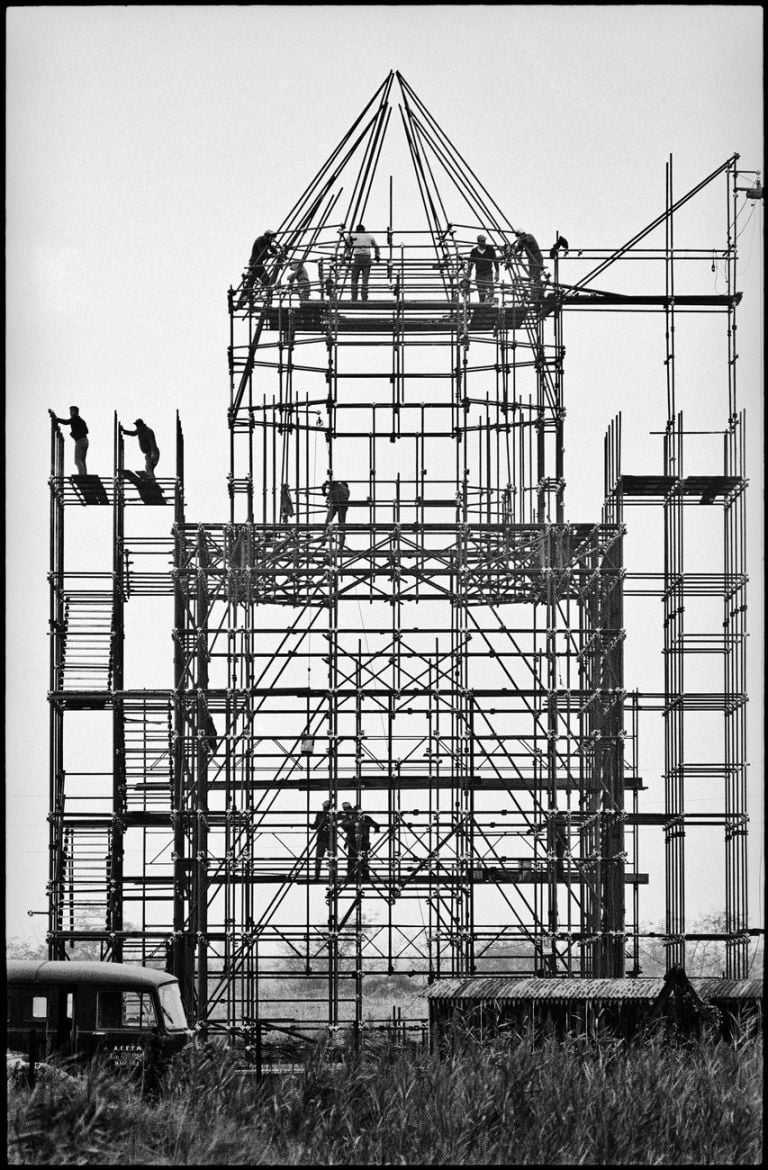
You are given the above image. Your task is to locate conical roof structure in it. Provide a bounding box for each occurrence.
[271,72,526,273]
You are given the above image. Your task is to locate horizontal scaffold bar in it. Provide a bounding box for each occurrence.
[55,798,651,830]
[202,774,645,793]
[49,475,179,507]
[108,870,649,887]
[615,474,745,502]
[260,304,548,334]
[245,292,740,336]
[176,521,623,535]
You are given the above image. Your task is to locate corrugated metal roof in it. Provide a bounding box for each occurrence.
[692,978,763,1001]
[423,976,762,1003]
[424,977,665,1002]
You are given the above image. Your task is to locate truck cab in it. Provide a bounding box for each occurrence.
[7,960,192,1066]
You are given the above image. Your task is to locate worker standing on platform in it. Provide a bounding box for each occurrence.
[237,229,281,308]
[511,230,545,301]
[312,800,335,881]
[123,419,160,478]
[351,804,381,881]
[467,234,499,302]
[322,478,350,548]
[49,406,90,475]
[346,223,380,302]
[286,258,311,302]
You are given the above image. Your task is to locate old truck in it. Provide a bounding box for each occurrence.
[7,959,192,1071]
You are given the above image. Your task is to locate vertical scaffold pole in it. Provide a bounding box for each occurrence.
[110,413,125,962]
[194,527,210,1031]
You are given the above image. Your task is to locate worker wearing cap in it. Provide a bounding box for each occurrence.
[467,234,499,302]
[237,229,281,308]
[122,418,160,478]
[511,230,545,300]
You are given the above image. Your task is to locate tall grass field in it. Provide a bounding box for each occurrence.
[7,1028,763,1165]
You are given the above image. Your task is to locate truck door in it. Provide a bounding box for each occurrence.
[48,987,76,1056]
[7,984,47,1057]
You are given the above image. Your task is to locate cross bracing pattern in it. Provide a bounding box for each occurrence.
[47,73,758,1044]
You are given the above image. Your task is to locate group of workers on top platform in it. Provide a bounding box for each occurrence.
[237,224,382,307]
[49,408,160,480]
[236,225,567,308]
[312,799,381,882]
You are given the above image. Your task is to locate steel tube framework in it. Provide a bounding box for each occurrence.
[47,75,757,1046]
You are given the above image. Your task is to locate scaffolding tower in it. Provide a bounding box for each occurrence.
[48,73,759,1045]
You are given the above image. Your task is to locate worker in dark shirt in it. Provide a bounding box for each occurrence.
[122,419,160,478]
[351,804,381,881]
[237,229,281,308]
[511,230,545,300]
[322,479,351,548]
[467,234,499,302]
[312,800,335,881]
[49,406,89,475]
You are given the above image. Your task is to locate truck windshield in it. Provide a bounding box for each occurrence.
[158,982,188,1031]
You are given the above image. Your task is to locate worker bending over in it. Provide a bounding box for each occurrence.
[237,229,281,308]
[287,259,311,302]
[123,419,160,478]
[511,230,545,300]
[49,406,89,475]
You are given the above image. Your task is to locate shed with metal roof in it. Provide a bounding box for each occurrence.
[423,970,762,1040]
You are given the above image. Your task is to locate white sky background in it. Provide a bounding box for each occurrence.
[5,5,764,950]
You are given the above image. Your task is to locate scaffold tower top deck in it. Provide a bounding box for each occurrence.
[47,71,760,1047]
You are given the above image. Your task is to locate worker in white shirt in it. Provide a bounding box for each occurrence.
[346,223,380,302]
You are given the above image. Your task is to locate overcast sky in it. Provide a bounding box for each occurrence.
[5,5,764,951]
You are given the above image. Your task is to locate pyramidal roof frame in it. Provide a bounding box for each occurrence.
[272,71,522,273]
[230,74,740,418]
[271,70,738,295]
